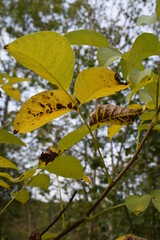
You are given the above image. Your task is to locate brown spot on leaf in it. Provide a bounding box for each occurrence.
[13,130,19,134]
[4,44,9,49]
[46,103,53,111]
[56,103,66,109]
[39,103,45,108]
[115,73,128,85]
[39,148,59,164]
[67,102,72,109]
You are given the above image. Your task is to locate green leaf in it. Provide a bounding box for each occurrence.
[12,190,29,204]
[129,68,152,86]
[58,125,97,153]
[97,47,122,66]
[13,90,77,133]
[0,128,26,146]
[156,0,160,17]
[1,84,21,101]
[120,52,144,81]
[126,75,154,103]
[64,29,110,47]
[0,179,10,189]
[7,77,30,84]
[74,67,130,105]
[139,88,152,104]
[127,33,160,73]
[140,111,158,121]
[46,155,84,179]
[0,172,13,181]
[4,31,74,90]
[145,76,160,106]
[28,174,50,190]
[137,14,157,26]
[42,233,58,240]
[125,194,151,216]
[137,124,160,131]
[13,167,37,183]
[150,189,160,212]
[108,125,122,140]
[0,156,18,170]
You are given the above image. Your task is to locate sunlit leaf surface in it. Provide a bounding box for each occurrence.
[4,31,74,90]
[74,67,130,104]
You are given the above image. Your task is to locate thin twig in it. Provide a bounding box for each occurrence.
[53,110,159,240]
[78,109,112,184]
[56,176,66,230]
[40,191,77,237]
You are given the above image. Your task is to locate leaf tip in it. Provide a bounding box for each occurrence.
[83,174,92,185]
[4,44,9,50]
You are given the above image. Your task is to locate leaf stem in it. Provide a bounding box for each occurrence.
[78,108,112,185]
[85,203,125,222]
[56,176,66,230]
[0,165,44,216]
[40,191,77,237]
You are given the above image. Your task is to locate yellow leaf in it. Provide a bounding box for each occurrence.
[0,156,18,170]
[108,125,122,140]
[1,84,21,101]
[7,77,30,84]
[0,172,13,181]
[127,104,144,111]
[4,31,74,90]
[83,174,92,185]
[74,67,130,105]
[0,179,10,189]
[14,90,77,133]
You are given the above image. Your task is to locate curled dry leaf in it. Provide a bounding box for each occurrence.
[89,104,143,127]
